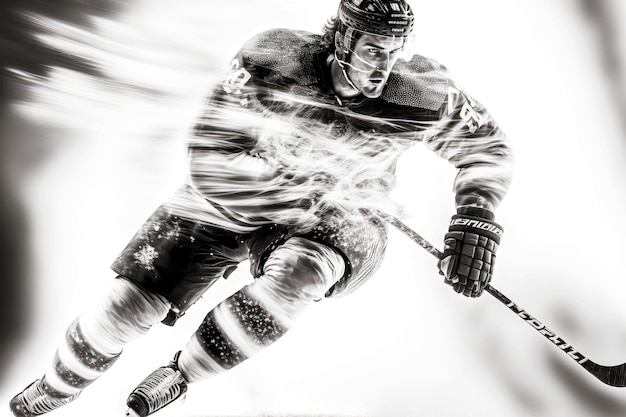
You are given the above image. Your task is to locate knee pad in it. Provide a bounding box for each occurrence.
[260,237,346,303]
[78,277,171,355]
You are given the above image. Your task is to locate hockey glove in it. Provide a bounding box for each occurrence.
[438,206,503,298]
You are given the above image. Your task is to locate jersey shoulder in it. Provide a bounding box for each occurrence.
[240,28,324,85]
[380,54,453,111]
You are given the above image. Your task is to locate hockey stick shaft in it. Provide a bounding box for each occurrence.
[385,214,626,388]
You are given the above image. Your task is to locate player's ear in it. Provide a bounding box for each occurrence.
[335,31,347,54]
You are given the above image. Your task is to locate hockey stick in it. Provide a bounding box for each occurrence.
[385,214,626,388]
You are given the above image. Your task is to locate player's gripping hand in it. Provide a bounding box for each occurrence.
[438,206,503,297]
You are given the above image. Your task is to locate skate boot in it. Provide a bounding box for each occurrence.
[9,378,79,417]
[125,352,188,417]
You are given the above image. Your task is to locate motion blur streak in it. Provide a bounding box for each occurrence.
[578,0,626,130]
[0,0,128,389]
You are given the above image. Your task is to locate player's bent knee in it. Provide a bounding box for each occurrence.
[261,237,346,303]
[78,277,171,353]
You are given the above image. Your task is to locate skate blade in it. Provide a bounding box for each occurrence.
[125,408,141,417]
[124,393,186,417]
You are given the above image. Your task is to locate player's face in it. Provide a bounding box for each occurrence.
[346,33,405,98]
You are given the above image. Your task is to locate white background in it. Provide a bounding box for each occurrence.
[1,1,626,416]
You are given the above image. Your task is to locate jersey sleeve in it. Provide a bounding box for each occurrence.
[423,84,514,210]
[190,47,266,156]
[186,48,310,225]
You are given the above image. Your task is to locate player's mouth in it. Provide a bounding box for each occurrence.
[368,78,385,88]
[368,71,388,85]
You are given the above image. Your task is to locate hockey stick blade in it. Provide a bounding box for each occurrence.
[385,214,626,388]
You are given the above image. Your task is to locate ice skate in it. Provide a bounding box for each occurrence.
[9,379,79,417]
[125,352,188,417]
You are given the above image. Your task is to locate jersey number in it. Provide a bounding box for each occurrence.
[447,86,484,134]
[222,59,252,95]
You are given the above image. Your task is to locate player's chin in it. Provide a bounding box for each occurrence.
[360,81,385,98]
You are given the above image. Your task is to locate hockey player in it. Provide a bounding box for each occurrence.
[10,0,513,416]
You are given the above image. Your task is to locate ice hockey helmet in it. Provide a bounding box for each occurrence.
[338,0,414,37]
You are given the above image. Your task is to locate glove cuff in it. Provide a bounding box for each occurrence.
[457,205,495,220]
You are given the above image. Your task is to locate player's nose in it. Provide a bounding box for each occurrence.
[377,55,392,72]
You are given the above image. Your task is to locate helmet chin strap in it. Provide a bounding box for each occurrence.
[334,46,380,94]
[334,50,363,93]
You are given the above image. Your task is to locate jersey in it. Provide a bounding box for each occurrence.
[122,28,514,299]
[169,28,513,236]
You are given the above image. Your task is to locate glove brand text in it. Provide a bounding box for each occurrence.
[450,218,503,236]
